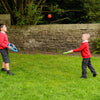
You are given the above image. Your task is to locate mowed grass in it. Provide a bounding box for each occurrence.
[0,53,100,100]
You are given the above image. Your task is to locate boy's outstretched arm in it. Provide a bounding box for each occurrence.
[68,43,86,53]
[72,43,86,52]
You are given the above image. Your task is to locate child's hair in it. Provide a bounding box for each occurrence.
[0,24,5,31]
[83,33,90,39]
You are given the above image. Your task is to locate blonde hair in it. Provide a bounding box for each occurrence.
[83,33,90,39]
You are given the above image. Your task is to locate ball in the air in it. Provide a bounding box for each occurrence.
[48,14,52,18]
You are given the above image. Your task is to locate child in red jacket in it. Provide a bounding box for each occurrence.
[69,33,97,78]
[0,24,14,75]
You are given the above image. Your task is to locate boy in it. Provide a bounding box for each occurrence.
[0,24,14,75]
[69,33,97,79]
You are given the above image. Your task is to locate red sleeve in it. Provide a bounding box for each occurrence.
[73,43,86,52]
[0,33,8,48]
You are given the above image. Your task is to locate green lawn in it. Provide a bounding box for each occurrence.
[0,53,100,100]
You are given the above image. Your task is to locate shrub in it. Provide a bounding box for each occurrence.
[14,4,44,25]
[92,38,100,54]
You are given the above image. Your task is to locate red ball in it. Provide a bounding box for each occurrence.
[48,14,52,18]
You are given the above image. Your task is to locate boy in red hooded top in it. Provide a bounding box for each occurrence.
[69,33,97,79]
[0,24,14,75]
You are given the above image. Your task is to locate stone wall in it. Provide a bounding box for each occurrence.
[7,24,100,52]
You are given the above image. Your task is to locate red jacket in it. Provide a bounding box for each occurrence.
[73,41,91,58]
[0,32,9,49]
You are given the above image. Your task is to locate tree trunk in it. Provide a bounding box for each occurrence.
[1,0,9,14]
[17,0,24,13]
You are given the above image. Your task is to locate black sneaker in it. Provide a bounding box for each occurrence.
[93,73,97,77]
[7,71,14,75]
[1,68,6,71]
[80,76,87,79]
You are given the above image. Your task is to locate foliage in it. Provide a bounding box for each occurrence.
[14,4,44,25]
[84,0,100,23]
[0,0,45,25]
[44,0,85,24]
[42,4,65,24]
[92,38,100,54]
[49,4,65,15]
[1,0,100,24]
[0,3,5,14]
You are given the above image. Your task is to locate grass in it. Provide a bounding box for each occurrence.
[0,53,100,100]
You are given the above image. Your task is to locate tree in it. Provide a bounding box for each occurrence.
[0,0,46,25]
[84,0,100,23]
[1,0,100,24]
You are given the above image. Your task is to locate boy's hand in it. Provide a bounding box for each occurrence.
[69,50,73,53]
[63,50,73,55]
[8,46,11,49]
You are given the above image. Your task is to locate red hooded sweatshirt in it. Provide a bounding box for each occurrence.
[73,40,91,58]
[0,31,9,49]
